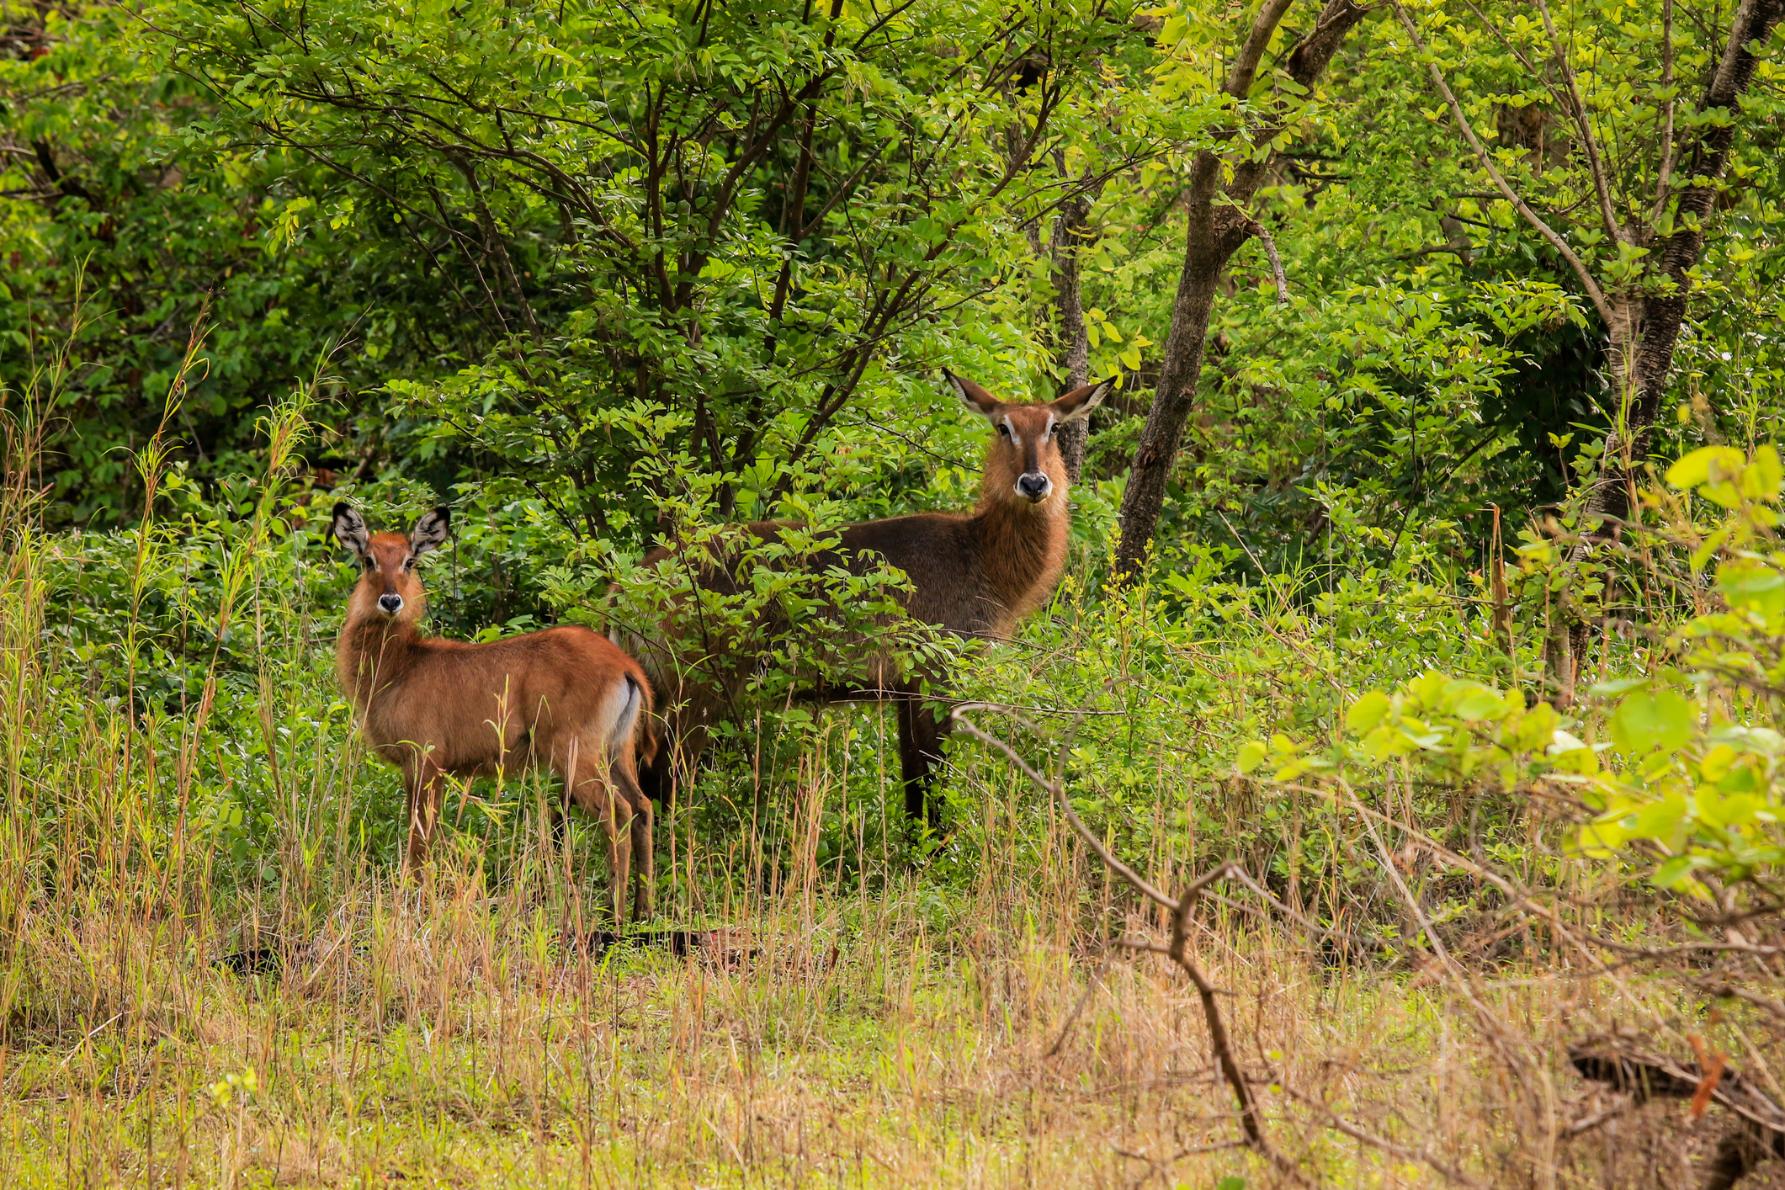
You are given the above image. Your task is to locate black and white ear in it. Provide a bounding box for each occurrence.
[409,506,451,558]
[331,502,369,556]
[944,369,1003,421]
[1053,375,1117,424]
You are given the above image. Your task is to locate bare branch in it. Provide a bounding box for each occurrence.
[951,706,1175,912]
[1651,0,1676,220]
[1391,2,1616,328]
[1244,216,1291,302]
[1276,1085,1488,1187]
[1165,878,1270,1151]
[1533,0,1624,244]
[951,706,1273,1155]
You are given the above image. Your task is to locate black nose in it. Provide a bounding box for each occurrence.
[378,594,403,614]
[1018,473,1050,499]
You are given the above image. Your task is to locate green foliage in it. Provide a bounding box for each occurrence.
[120,0,1149,548]
[8,2,1785,1179]
[0,9,387,523]
[1246,443,1785,900]
[9,0,1784,589]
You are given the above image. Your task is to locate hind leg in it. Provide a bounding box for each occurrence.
[637,740,672,809]
[612,753,654,921]
[896,686,949,831]
[558,741,635,928]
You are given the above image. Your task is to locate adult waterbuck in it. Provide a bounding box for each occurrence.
[331,504,656,922]
[631,370,1114,827]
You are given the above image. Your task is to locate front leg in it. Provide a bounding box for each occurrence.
[896,684,952,831]
[404,761,446,872]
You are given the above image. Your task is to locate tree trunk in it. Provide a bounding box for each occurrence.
[1554,0,1784,697]
[1112,0,1371,577]
[1050,181,1100,483]
[1114,179,1239,576]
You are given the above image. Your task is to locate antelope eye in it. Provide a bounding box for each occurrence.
[997,423,1011,438]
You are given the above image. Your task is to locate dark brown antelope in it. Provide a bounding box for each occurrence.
[331,503,656,922]
[632,370,1114,826]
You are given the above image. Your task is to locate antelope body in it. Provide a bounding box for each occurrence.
[635,371,1113,825]
[332,504,656,922]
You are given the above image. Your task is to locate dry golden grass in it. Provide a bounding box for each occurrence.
[0,745,1760,1189]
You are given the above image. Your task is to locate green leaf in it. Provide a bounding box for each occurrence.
[1744,445,1783,500]
[1610,686,1695,757]
[1346,690,1392,734]
[1651,854,1704,890]
[1235,740,1268,774]
[1449,682,1508,722]
[1718,558,1785,621]
[1666,445,1744,491]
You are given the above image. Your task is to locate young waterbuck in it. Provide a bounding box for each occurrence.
[632,370,1114,826]
[331,503,656,922]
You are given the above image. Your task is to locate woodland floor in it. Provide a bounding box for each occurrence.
[2,858,1774,1189]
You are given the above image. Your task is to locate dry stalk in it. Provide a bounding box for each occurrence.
[953,704,1271,1154]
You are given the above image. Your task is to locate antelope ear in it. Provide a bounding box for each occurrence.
[409,506,451,558]
[944,369,1003,421]
[331,502,369,556]
[1053,375,1117,424]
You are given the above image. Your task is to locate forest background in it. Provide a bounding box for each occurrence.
[3,0,1785,1184]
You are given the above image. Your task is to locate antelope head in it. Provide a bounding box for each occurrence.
[331,503,451,625]
[946,371,1114,508]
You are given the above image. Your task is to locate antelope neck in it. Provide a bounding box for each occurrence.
[970,488,1069,606]
[338,615,423,701]
[343,610,421,643]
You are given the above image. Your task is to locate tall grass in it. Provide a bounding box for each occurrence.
[0,347,1766,1187]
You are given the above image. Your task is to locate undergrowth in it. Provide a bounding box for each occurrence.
[2,386,1781,1186]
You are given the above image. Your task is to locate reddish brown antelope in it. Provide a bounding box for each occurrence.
[332,504,656,922]
[633,370,1114,826]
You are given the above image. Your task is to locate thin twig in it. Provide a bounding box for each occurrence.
[1533,0,1624,245]
[952,705,1271,1155]
[1247,217,1291,303]
[953,708,1176,911]
[1651,0,1677,221]
[1392,2,1615,327]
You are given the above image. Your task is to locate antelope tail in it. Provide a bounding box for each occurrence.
[611,672,657,768]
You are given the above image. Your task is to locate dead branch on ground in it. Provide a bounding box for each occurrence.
[953,703,1272,1154]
